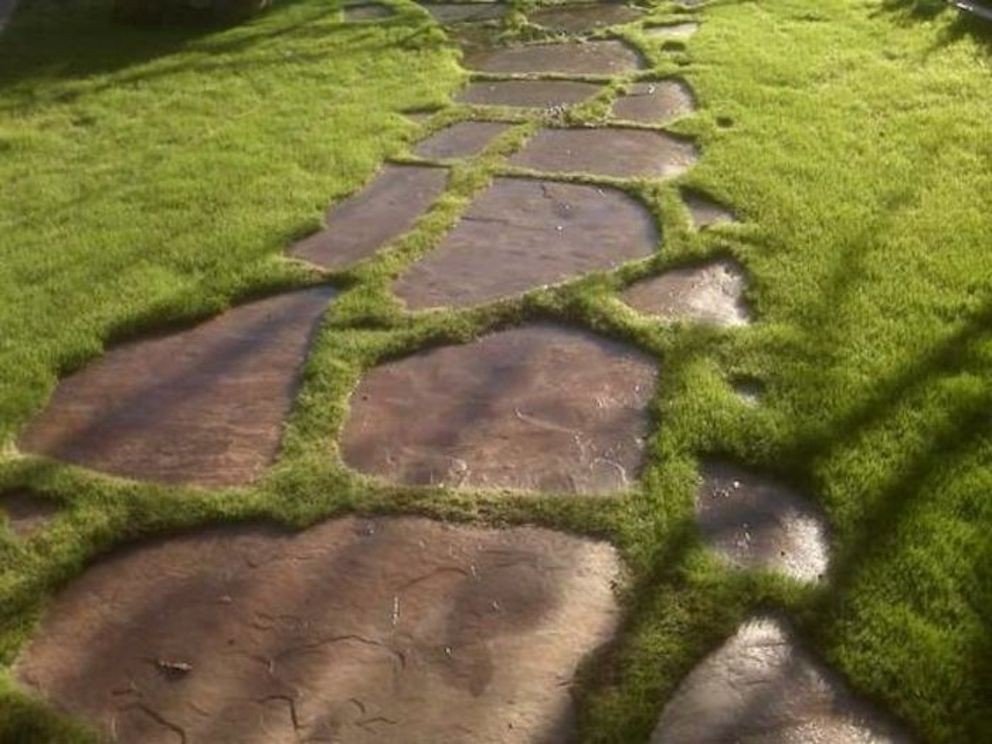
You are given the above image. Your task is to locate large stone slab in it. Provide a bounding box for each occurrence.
[420,1,507,23]
[342,324,658,493]
[611,80,694,124]
[394,177,658,309]
[509,127,698,179]
[16,516,622,744]
[651,617,912,743]
[19,288,335,488]
[413,121,511,160]
[289,165,448,271]
[464,40,643,76]
[344,3,394,20]
[0,490,58,538]
[456,79,602,108]
[621,260,749,327]
[528,3,643,33]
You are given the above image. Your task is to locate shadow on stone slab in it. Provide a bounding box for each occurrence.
[611,80,695,124]
[645,21,698,39]
[0,490,58,538]
[456,79,602,108]
[464,39,644,75]
[528,3,643,34]
[621,259,749,327]
[19,288,336,488]
[682,189,736,229]
[394,177,658,309]
[342,323,658,493]
[419,1,507,23]
[344,3,394,20]
[413,121,511,159]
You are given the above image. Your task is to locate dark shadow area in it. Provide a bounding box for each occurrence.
[873,0,992,56]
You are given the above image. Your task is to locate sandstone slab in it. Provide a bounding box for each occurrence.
[0,491,58,538]
[621,260,749,327]
[464,40,643,76]
[413,121,511,159]
[457,79,601,108]
[344,3,394,20]
[611,80,694,124]
[528,3,642,33]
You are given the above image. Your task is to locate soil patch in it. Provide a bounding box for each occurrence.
[0,491,58,538]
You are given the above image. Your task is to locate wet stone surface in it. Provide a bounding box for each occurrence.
[394,177,658,309]
[651,617,913,744]
[413,121,511,160]
[456,79,601,108]
[0,491,58,538]
[621,259,749,327]
[509,127,698,179]
[645,21,699,39]
[342,324,658,493]
[344,3,394,20]
[696,461,829,581]
[289,165,448,270]
[683,190,736,229]
[465,40,644,76]
[528,3,643,33]
[611,80,695,124]
[419,1,507,23]
[16,516,622,744]
[19,288,335,488]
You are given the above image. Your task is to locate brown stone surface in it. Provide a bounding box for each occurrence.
[683,190,736,229]
[695,462,829,581]
[19,288,335,488]
[645,21,699,39]
[16,516,622,744]
[342,324,658,493]
[611,80,694,124]
[651,617,912,743]
[457,79,601,108]
[394,177,658,309]
[420,1,507,23]
[289,165,448,271]
[509,127,698,179]
[344,3,393,20]
[464,40,643,76]
[528,3,642,33]
[0,491,58,538]
[621,260,749,327]
[413,121,511,160]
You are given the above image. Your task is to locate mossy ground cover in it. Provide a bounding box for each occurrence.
[0,0,990,740]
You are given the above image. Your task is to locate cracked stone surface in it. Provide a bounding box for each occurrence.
[413,121,511,159]
[696,462,830,581]
[651,616,912,743]
[344,3,394,20]
[621,260,749,327]
[509,127,698,179]
[16,516,622,744]
[683,190,736,229]
[419,1,507,22]
[19,288,335,488]
[464,40,643,76]
[342,324,657,493]
[611,80,695,124]
[0,491,58,538]
[289,164,448,271]
[645,21,699,39]
[394,177,658,309]
[528,3,643,33]
[456,79,601,108]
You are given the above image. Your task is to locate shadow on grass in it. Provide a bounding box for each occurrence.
[873,0,992,56]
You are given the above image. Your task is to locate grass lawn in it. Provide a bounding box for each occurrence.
[1,0,991,740]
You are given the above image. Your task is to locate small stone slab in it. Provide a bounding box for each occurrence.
[0,491,58,538]
[683,190,736,229]
[289,165,448,271]
[344,3,394,20]
[413,121,511,159]
[457,79,601,108]
[509,127,698,179]
[19,288,335,488]
[695,461,829,581]
[394,177,658,309]
[611,80,694,124]
[16,516,622,744]
[621,260,749,327]
[464,40,644,76]
[342,324,658,493]
[645,21,699,39]
[419,1,507,23]
[651,617,912,743]
[528,3,643,33]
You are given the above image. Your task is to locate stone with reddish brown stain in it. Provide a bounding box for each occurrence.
[413,121,511,160]
[0,491,58,538]
[394,177,658,309]
[457,79,601,108]
[645,21,698,39]
[683,190,736,229]
[420,1,507,23]
[342,324,657,493]
[611,80,694,124]
[621,260,749,327]
[464,40,643,76]
[19,288,335,488]
[16,516,622,744]
[344,3,393,20]
[289,165,448,271]
[528,3,642,33]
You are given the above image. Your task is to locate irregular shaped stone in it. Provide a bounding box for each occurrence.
[695,461,829,581]
[621,260,749,327]
[457,79,601,108]
[413,121,511,159]
[611,80,694,124]
[464,40,644,76]
[344,3,394,20]
[342,324,657,493]
[0,491,58,538]
[19,288,335,488]
[395,177,658,309]
[645,21,698,39]
[683,190,736,229]
[651,616,912,743]
[289,165,448,270]
[509,127,698,179]
[16,516,622,744]
[420,1,506,23]
[529,3,642,33]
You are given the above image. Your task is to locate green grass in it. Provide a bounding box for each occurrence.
[1,0,991,741]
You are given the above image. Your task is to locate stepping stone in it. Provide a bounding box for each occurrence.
[0,491,58,538]
[413,121,511,160]
[645,21,699,39]
[621,260,749,327]
[695,461,829,581]
[464,40,644,76]
[289,164,448,271]
[457,79,601,108]
[651,616,912,743]
[19,288,335,488]
[419,1,507,23]
[15,516,622,744]
[683,190,736,229]
[508,127,698,179]
[528,3,643,33]
[394,177,658,309]
[611,80,694,124]
[341,324,658,493]
[344,3,394,20]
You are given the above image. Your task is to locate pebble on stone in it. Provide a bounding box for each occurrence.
[651,616,912,744]
[19,288,336,488]
[342,324,658,493]
[456,79,601,108]
[419,1,507,23]
[611,80,695,124]
[413,121,511,160]
[344,3,394,20]
[394,177,658,309]
[695,461,829,581]
[464,40,644,76]
[289,165,448,271]
[509,127,698,179]
[0,491,58,538]
[645,21,699,39]
[16,516,622,744]
[683,189,736,229]
[528,3,643,34]
[621,260,749,327]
